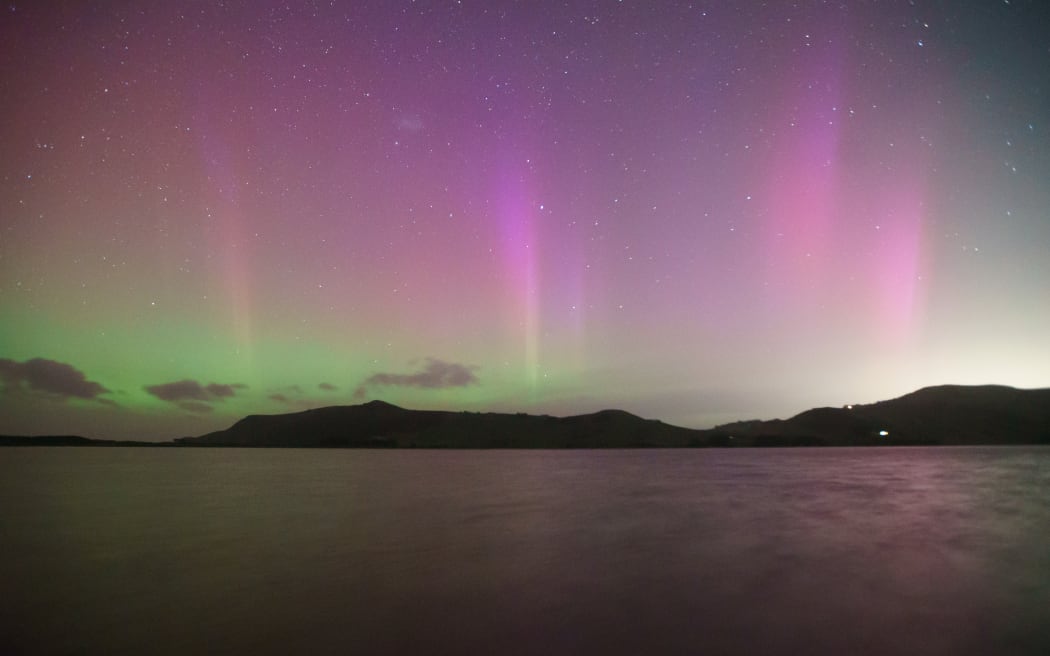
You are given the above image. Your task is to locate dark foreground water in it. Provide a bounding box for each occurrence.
[1,447,1048,655]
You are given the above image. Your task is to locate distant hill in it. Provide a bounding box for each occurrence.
[0,435,161,447]
[174,385,1050,448]
[173,400,702,448]
[713,385,1050,446]
[5,385,1050,447]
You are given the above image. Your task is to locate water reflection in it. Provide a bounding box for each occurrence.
[1,447,1048,655]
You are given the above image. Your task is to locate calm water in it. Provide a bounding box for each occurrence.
[1,446,1048,655]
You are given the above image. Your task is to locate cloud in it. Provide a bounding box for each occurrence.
[267,386,305,404]
[354,358,479,399]
[178,401,214,414]
[144,379,244,412]
[0,357,110,401]
[267,390,330,410]
[145,380,209,402]
[318,382,337,391]
[205,383,238,398]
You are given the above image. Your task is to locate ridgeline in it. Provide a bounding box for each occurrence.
[3,385,1049,448]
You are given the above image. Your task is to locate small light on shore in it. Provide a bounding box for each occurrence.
[879,430,889,436]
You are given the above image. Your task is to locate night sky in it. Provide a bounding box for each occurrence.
[2,1,1048,441]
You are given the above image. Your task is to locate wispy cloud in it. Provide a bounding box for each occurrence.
[205,383,242,398]
[144,379,245,413]
[0,357,110,402]
[177,401,214,414]
[265,383,328,408]
[354,358,479,399]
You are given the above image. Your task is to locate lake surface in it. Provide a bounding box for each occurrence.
[1,446,1048,655]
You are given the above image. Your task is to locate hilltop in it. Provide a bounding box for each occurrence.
[173,400,701,448]
[4,385,1049,447]
[713,385,1050,446]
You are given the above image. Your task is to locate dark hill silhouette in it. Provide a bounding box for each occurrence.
[714,385,1050,446]
[174,401,701,448]
[4,385,1049,447]
[0,435,161,447]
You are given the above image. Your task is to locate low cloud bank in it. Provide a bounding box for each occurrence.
[0,357,110,402]
[354,358,479,399]
[144,379,246,413]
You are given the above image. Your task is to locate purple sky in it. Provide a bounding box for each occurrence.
[2,1,1049,440]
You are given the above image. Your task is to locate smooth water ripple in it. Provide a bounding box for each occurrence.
[1,446,1048,655]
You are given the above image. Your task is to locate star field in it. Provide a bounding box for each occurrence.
[2,1,1049,440]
